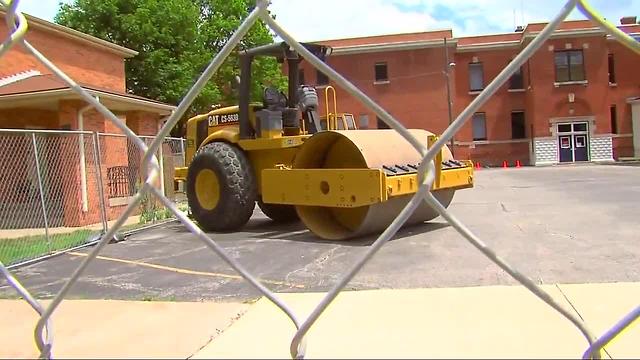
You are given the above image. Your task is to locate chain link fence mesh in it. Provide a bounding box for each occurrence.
[0,0,639,359]
[0,131,186,268]
[0,130,105,267]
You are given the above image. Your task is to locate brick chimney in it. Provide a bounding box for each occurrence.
[620,16,637,25]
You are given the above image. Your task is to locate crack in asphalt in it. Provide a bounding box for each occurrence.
[282,245,341,288]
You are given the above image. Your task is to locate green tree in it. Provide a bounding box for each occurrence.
[55,0,286,136]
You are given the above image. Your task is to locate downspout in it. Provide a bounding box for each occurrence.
[77,96,99,212]
[158,114,171,197]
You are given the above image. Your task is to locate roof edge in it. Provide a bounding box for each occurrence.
[457,41,521,52]
[330,39,457,55]
[0,9,138,58]
[309,28,454,45]
[0,87,176,113]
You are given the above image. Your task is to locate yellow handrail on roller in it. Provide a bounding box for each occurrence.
[324,85,338,130]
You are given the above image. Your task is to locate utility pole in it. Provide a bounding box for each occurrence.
[443,37,455,156]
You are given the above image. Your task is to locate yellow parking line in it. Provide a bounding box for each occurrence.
[68,251,305,289]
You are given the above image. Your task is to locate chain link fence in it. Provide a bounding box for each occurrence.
[1,0,639,359]
[0,129,186,268]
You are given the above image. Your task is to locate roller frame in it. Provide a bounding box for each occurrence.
[261,166,473,208]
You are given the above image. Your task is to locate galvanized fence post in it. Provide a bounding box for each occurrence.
[92,132,108,234]
[31,132,51,253]
[158,137,165,197]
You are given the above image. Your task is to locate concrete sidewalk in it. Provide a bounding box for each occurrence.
[194,282,639,359]
[1,282,637,359]
[1,299,249,359]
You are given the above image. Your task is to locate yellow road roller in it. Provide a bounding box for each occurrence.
[174,42,474,240]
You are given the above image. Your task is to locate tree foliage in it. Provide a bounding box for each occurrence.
[55,0,287,136]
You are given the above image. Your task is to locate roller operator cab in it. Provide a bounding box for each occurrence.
[174,42,475,241]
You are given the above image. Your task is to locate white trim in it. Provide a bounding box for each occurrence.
[554,80,588,87]
[457,41,520,52]
[0,10,138,58]
[455,139,530,146]
[548,116,596,125]
[91,90,176,112]
[331,39,458,55]
[109,196,136,207]
[507,88,526,93]
[0,88,176,113]
[606,32,640,41]
[456,28,605,53]
[524,28,604,40]
[0,70,41,87]
[603,133,633,138]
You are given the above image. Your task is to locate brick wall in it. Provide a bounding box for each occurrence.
[612,136,634,159]
[0,108,58,129]
[292,25,639,165]
[126,111,160,135]
[455,141,530,167]
[607,42,639,137]
[297,46,453,134]
[527,36,609,136]
[453,49,526,142]
[0,24,126,92]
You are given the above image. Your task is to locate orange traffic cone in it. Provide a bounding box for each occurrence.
[516,160,522,168]
[502,160,508,168]
[475,161,481,170]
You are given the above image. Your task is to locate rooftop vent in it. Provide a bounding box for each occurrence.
[620,16,637,25]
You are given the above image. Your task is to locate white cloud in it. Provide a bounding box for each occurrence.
[268,0,454,42]
[13,0,640,41]
[269,0,640,40]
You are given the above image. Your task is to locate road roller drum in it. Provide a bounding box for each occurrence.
[264,129,458,240]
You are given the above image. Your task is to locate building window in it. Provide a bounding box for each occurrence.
[610,105,618,134]
[554,50,585,82]
[469,62,484,91]
[472,112,487,141]
[299,69,305,85]
[359,114,369,129]
[376,116,390,129]
[608,54,616,84]
[316,69,329,85]
[374,62,388,82]
[511,111,526,139]
[509,66,524,90]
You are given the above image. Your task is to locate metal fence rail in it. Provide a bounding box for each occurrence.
[0,0,639,359]
[0,129,186,268]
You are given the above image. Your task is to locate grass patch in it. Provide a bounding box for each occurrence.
[0,229,95,266]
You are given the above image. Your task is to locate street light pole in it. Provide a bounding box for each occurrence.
[443,37,455,157]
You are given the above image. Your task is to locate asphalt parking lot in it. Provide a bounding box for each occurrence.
[2,164,639,301]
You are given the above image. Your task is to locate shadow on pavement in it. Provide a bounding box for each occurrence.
[245,219,450,247]
[161,211,451,247]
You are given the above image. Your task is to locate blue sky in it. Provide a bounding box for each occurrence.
[13,0,640,41]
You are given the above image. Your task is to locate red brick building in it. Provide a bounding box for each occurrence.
[300,18,640,166]
[0,11,176,228]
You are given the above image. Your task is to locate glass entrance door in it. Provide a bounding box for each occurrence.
[557,122,589,163]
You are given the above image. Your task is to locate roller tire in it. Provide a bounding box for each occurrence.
[186,142,256,232]
[257,200,299,223]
